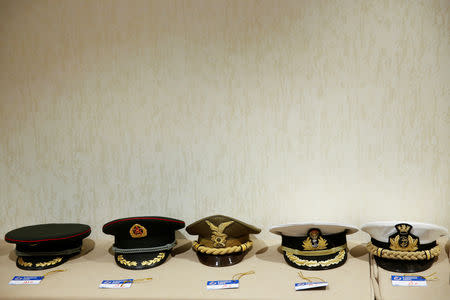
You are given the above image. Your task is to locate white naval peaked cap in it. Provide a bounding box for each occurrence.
[270,222,359,237]
[361,221,448,244]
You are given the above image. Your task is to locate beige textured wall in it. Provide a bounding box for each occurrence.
[0,0,449,240]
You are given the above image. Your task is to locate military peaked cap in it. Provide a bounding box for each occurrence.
[103,216,185,270]
[270,222,358,270]
[5,223,91,270]
[186,215,261,267]
[362,221,448,273]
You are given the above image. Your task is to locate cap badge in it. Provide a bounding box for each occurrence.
[302,228,328,250]
[205,220,234,248]
[129,224,147,238]
[389,223,418,251]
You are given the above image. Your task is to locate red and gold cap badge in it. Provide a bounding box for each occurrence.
[129,224,147,238]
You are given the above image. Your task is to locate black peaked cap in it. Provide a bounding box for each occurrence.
[102,216,185,270]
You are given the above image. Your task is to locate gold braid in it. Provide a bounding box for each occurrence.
[141,252,165,266]
[192,241,253,255]
[35,257,63,267]
[284,249,346,267]
[17,257,32,267]
[366,242,440,260]
[117,255,137,267]
[117,253,166,267]
[17,257,63,268]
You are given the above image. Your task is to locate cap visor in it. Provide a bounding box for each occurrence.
[283,249,348,270]
[196,251,248,267]
[16,255,68,270]
[114,251,169,270]
[374,256,435,273]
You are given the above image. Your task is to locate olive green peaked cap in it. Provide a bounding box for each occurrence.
[187,215,260,237]
[186,215,261,267]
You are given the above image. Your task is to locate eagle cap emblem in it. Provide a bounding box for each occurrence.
[205,220,234,248]
[130,224,147,238]
[302,228,328,250]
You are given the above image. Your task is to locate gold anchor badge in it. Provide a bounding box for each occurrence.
[389,224,418,251]
[205,220,234,248]
[302,228,328,250]
[129,224,147,238]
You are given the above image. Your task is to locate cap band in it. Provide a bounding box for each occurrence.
[281,231,347,250]
[282,244,347,257]
[112,241,176,254]
[370,238,436,251]
[15,246,82,257]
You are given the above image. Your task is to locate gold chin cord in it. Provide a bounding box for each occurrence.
[192,241,253,255]
[366,242,440,260]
